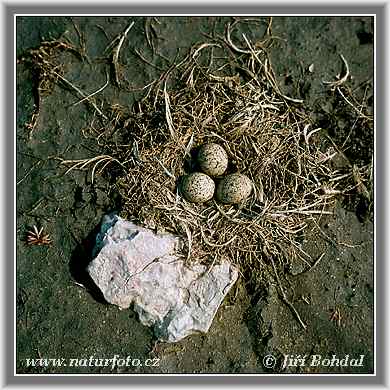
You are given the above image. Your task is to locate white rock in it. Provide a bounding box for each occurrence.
[87,214,238,342]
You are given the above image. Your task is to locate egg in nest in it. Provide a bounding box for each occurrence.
[216,173,252,204]
[197,143,229,177]
[181,172,215,203]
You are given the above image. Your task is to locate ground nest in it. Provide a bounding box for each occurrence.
[49,20,372,327]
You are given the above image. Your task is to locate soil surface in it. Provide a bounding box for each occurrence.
[16,16,374,374]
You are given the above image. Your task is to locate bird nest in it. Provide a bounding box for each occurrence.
[61,22,372,311]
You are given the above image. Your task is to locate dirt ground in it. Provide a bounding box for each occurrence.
[16,16,374,374]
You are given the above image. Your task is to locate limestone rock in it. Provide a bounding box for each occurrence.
[87,214,238,342]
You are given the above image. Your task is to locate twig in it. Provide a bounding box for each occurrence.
[144,17,156,52]
[323,53,350,89]
[192,43,220,60]
[181,222,192,262]
[61,155,124,183]
[270,256,307,330]
[336,86,373,120]
[164,82,176,140]
[183,133,194,158]
[17,160,42,185]
[73,70,109,107]
[296,252,326,275]
[53,71,107,119]
[108,21,135,87]
[154,156,176,179]
[303,125,322,145]
[133,48,163,71]
[225,22,255,54]
[200,226,237,248]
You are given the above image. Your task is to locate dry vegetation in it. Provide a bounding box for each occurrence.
[20,18,373,328]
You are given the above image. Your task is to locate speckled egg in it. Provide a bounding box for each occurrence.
[197,143,229,177]
[216,173,252,204]
[181,173,215,203]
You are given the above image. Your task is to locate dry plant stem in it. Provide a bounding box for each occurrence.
[133,48,164,71]
[336,86,373,121]
[73,71,110,107]
[154,157,176,179]
[270,256,307,330]
[341,85,371,148]
[144,18,155,52]
[111,21,135,87]
[71,21,87,53]
[200,227,237,248]
[181,223,192,262]
[61,155,124,183]
[323,53,350,89]
[54,72,107,119]
[297,252,326,275]
[25,107,40,139]
[17,160,42,185]
[164,82,176,140]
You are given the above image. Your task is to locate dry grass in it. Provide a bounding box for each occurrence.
[30,19,372,326]
[72,21,372,282]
